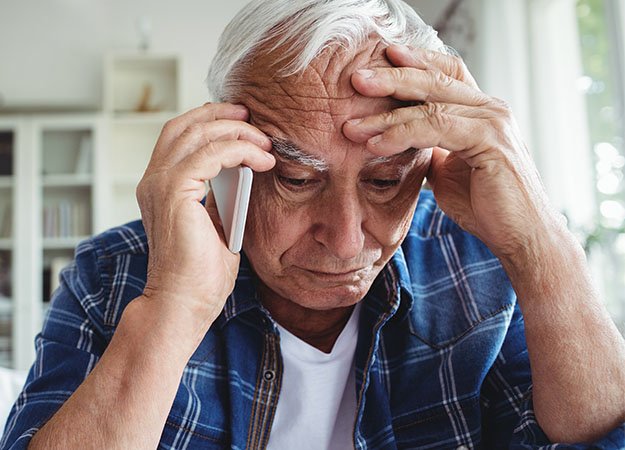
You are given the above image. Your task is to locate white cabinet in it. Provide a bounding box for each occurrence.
[0,120,17,368]
[0,52,181,370]
[0,115,105,369]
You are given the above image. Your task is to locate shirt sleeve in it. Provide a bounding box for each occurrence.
[480,303,625,449]
[0,240,109,450]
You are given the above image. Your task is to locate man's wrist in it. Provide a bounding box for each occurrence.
[497,222,588,305]
[122,294,218,363]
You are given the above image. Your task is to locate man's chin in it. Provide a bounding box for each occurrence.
[272,270,377,310]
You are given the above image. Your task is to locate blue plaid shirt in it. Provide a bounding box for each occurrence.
[2,191,624,449]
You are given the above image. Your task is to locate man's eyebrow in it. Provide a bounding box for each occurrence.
[364,148,420,168]
[268,136,329,172]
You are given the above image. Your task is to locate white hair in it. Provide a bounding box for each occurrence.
[206,0,450,102]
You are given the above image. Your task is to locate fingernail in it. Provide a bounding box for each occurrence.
[369,135,383,146]
[264,152,275,161]
[356,69,376,79]
[346,118,363,126]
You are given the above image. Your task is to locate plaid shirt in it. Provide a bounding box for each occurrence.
[2,190,624,450]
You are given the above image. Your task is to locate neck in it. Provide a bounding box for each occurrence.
[258,283,356,354]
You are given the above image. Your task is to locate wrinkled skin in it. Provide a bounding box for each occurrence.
[235,41,430,345]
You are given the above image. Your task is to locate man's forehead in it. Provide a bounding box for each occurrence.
[238,38,409,168]
[245,38,391,98]
[238,38,401,127]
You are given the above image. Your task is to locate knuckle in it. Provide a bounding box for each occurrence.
[381,109,400,125]
[432,70,454,88]
[163,117,180,133]
[186,123,206,135]
[135,181,146,204]
[491,97,513,115]
[199,142,218,160]
[423,102,445,117]
[136,176,158,208]
[395,67,412,84]
[427,109,452,132]
[447,55,465,79]
[397,120,416,137]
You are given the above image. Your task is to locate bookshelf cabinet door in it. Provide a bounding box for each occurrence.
[0,126,15,368]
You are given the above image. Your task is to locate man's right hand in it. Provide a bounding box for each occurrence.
[135,103,275,348]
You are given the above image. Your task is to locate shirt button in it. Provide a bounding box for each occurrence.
[263,370,275,381]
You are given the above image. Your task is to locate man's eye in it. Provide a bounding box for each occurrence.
[367,179,401,189]
[277,176,318,189]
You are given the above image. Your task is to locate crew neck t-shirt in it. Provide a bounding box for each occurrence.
[266,302,361,450]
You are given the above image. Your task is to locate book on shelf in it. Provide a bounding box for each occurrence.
[0,295,11,337]
[43,201,89,238]
[0,256,10,299]
[0,133,12,176]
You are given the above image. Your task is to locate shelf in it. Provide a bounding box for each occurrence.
[0,177,12,189]
[42,174,92,187]
[105,53,180,114]
[0,239,12,250]
[43,237,88,250]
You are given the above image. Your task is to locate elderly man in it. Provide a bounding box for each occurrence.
[2,0,625,449]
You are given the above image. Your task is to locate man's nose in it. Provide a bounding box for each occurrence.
[312,192,366,260]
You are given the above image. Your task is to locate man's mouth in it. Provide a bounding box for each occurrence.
[298,266,370,283]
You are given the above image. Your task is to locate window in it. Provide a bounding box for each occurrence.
[576,0,625,333]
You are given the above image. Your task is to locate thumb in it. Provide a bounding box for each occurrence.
[426,146,450,189]
[205,190,229,246]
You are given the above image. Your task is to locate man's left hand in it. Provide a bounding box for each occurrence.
[343,45,564,260]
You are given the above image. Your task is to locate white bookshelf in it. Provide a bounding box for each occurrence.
[0,52,181,370]
[0,115,106,369]
[0,120,17,369]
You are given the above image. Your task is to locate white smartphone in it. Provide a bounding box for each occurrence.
[209,166,253,253]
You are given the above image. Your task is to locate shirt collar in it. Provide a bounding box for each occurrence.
[364,245,415,325]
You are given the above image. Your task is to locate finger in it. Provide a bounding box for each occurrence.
[351,66,489,107]
[157,120,272,168]
[205,190,220,226]
[174,140,276,186]
[343,102,490,143]
[366,113,493,164]
[385,45,480,90]
[426,147,473,186]
[426,146,449,187]
[204,190,228,244]
[152,103,250,159]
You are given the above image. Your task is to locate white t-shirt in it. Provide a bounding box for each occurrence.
[267,302,361,450]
